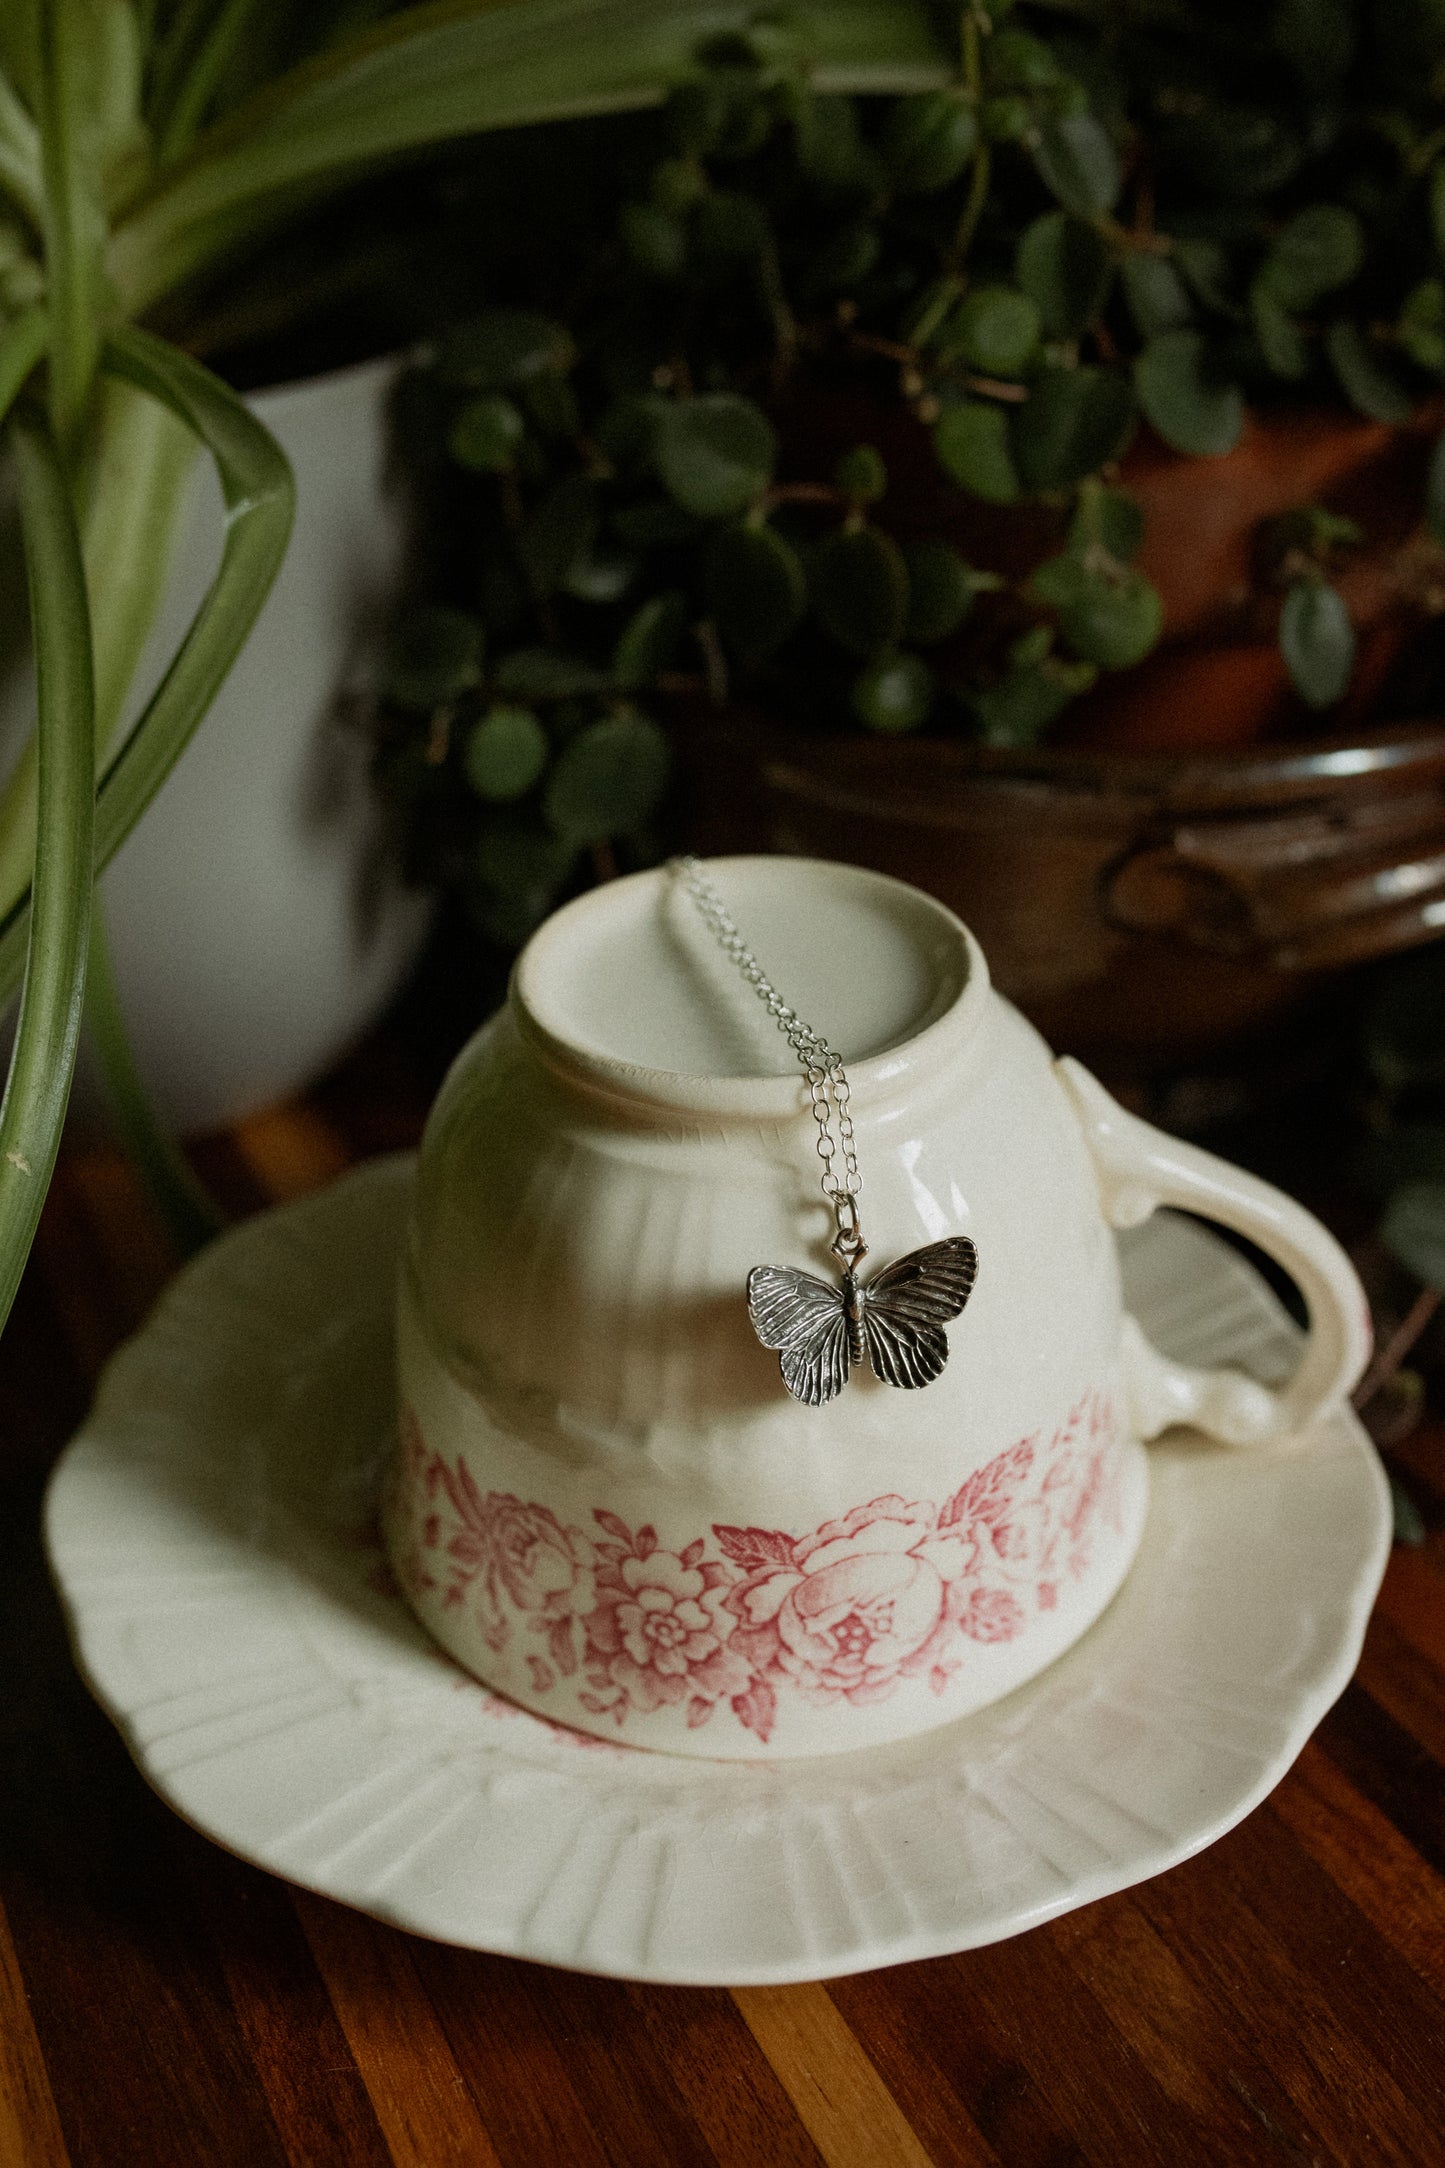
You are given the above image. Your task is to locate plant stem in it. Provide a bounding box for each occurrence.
[0,405,95,1334]
[952,6,991,268]
[1353,1283,1442,1412]
[84,898,224,1256]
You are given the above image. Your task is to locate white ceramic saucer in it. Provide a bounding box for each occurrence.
[45,1155,1390,1986]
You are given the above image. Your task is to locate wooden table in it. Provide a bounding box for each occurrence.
[3,1048,1444,2168]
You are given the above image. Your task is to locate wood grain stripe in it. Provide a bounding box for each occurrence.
[731,1983,936,2168]
[295,1894,504,2168]
[0,1899,69,2168]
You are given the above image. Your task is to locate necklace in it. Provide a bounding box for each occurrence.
[672,856,979,1407]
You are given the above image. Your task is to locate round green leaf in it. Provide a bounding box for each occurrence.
[880,91,978,193]
[933,400,1020,503]
[1056,570,1163,668]
[1399,279,1445,374]
[437,309,572,391]
[706,522,807,660]
[792,91,880,194]
[1259,204,1364,310]
[1120,255,1192,341]
[656,394,776,518]
[543,711,671,843]
[1279,579,1354,707]
[1250,282,1310,381]
[494,648,607,702]
[464,706,549,802]
[384,607,483,708]
[1134,331,1244,456]
[948,286,1041,377]
[971,661,1089,747]
[650,156,705,216]
[851,652,935,734]
[475,813,575,901]
[1381,1180,1445,1292]
[1033,112,1121,216]
[903,542,977,643]
[1015,213,1113,340]
[519,473,601,595]
[563,548,636,604]
[798,221,881,298]
[1324,320,1413,423]
[1068,484,1145,561]
[1014,367,1136,492]
[612,592,688,689]
[981,96,1032,143]
[449,394,525,473]
[834,444,888,504]
[988,30,1060,90]
[622,201,687,280]
[810,526,910,655]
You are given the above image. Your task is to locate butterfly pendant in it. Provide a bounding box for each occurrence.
[747,1236,979,1406]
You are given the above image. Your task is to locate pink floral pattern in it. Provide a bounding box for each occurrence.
[393,1392,1120,1744]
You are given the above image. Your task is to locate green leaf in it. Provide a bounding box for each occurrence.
[810,526,910,655]
[563,548,636,605]
[437,308,573,392]
[971,659,1091,746]
[1324,320,1412,423]
[1259,204,1364,310]
[656,393,775,518]
[1399,279,1445,374]
[1426,431,1445,547]
[1014,366,1136,492]
[612,590,688,689]
[1068,482,1144,561]
[35,1,107,445]
[543,710,671,843]
[113,0,954,314]
[933,400,1019,503]
[476,811,576,901]
[1015,212,1112,340]
[903,541,976,642]
[449,393,525,473]
[494,648,608,702]
[385,605,483,707]
[1120,255,1192,341]
[1279,579,1354,707]
[0,408,95,1335]
[706,522,807,660]
[464,705,549,801]
[1033,112,1120,217]
[798,219,881,298]
[851,651,934,733]
[834,444,888,504]
[519,473,600,595]
[1390,1473,1427,1548]
[1382,1180,1445,1291]
[947,286,1041,377]
[792,91,880,195]
[1035,561,1163,668]
[988,30,1060,90]
[621,199,687,278]
[1134,330,1243,456]
[879,89,977,193]
[1250,281,1309,380]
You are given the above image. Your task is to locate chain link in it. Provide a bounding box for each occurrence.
[672,857,862,1241]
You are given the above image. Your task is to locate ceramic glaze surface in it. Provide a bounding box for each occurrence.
[44,1160,1391,1983]
[390,859,1371,1757]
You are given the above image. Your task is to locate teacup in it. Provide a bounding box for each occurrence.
[384,856,1370,1758]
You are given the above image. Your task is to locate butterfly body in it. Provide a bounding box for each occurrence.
[747,1235,979,1407]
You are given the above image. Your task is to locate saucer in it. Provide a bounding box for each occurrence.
[45,1155,1390,1986]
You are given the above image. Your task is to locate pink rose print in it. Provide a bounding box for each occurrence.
[398,1388,1121,1743]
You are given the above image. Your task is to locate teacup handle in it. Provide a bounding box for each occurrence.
[1057,1058,1372,1448]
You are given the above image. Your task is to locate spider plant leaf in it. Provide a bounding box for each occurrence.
[0,406,95,1334]
[110,0,949,312]
[0,325,294,1002]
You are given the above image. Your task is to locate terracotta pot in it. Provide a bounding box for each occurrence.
[770,382,1444,755]
[677,712,1445,1076]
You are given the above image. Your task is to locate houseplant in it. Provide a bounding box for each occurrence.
[0,0,956,1334]
[369,0,1445,1066]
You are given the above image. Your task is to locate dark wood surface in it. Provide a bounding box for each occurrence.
[3,1039,1444,2168]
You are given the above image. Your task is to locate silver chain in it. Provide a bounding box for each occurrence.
[671,855,865,1259]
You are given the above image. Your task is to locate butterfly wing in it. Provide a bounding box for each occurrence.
[747,1264,851,1406]
[861,1236,979,1390]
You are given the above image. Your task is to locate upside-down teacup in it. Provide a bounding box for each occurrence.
[384,856,1370,1758]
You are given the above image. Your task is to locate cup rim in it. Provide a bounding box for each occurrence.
[510,855,991,1119]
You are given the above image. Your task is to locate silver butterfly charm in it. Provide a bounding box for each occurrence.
[747,1236,979,1406]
